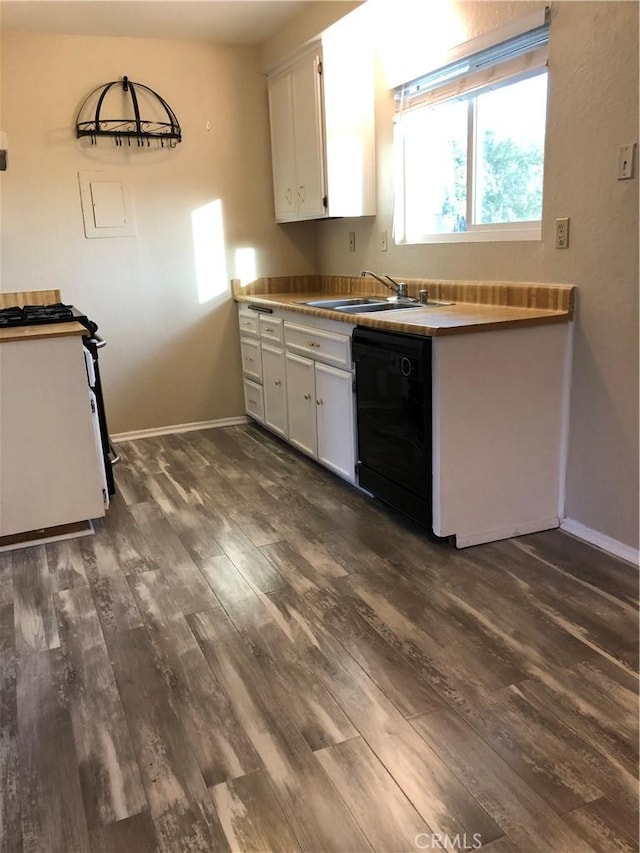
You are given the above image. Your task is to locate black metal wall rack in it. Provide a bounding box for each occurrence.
[75,76,181,147]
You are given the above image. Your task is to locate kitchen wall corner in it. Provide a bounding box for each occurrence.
[0,30,319,434]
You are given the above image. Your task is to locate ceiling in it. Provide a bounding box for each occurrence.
[0,1,310,45]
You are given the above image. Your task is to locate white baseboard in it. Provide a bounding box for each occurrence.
[560,517,639,566]
[112,416,249,443]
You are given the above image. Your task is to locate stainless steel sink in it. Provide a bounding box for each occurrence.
[333,302,422,314]
[304,296,455,314]
[304,297,386,309]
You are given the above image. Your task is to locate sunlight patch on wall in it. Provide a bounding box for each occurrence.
[235,247,257,286]
[191,199,228,304]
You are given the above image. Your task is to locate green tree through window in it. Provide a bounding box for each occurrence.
[478,131,544,224]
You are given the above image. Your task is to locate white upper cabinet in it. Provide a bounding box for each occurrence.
[268,48,326,222]
[267,9,376,223]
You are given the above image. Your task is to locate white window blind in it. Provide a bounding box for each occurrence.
[394,8,550,115]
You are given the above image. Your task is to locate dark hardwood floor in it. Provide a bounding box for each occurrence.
[1,424,638,853]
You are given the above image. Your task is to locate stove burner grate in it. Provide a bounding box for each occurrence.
[0,303,75,327]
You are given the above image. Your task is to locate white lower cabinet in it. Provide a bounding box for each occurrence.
[0,334,106,538]
[315,362,355,481]
[238,305,356,483]
[285,353,355,482]
[261,343,288,439]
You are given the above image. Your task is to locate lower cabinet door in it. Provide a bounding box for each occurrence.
[285,352,317,457]
[243,378,264,423]
[261,343,288,438]
[315,362,356,482]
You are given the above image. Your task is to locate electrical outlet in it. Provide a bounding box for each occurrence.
[555,217,569,249]
[380,230,388,252]
[617,143,636,180]
[348,231,356,252]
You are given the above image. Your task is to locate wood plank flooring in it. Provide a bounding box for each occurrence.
[1,424,638,853]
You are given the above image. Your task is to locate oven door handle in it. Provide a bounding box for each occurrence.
[90,334,107,349]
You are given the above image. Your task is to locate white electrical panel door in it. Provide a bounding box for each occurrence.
[78,170,137,238]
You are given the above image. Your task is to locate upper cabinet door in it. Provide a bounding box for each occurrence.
[291,49,327,220]
[268,70,297,221]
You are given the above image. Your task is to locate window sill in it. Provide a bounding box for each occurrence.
[396,225,542,245]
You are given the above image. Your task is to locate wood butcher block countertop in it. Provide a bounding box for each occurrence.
[0,321,88,344]
[0,288,87,343]
[233,276,575,336]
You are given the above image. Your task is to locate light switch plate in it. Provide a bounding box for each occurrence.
[617,143,636,180]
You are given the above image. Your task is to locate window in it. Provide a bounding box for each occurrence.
[393,10,550,244]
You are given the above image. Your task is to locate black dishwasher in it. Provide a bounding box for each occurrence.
[352,327,432,527]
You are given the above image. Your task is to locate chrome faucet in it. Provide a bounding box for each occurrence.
[360,270,410,300]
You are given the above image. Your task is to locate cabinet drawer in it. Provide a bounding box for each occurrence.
[240,336,262,382]
[259,315,284,344]
[284,322,351,370]
[243,379,264,423]
[238,308,259,337]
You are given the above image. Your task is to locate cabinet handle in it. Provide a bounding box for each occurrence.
[245,356,254,362]
[316,399,324,406]
[242,320,252,326]
[304,393,311,400]
[274,379,282,386]
[248,399,257,405]
[298,185,306,203]
[286,187,293,205]
[264,327,274,333]
[307,341,320,348]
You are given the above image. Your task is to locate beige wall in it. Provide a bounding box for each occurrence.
[0,30,318,433]
[266,0,639,550]
[260,1,361,71]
